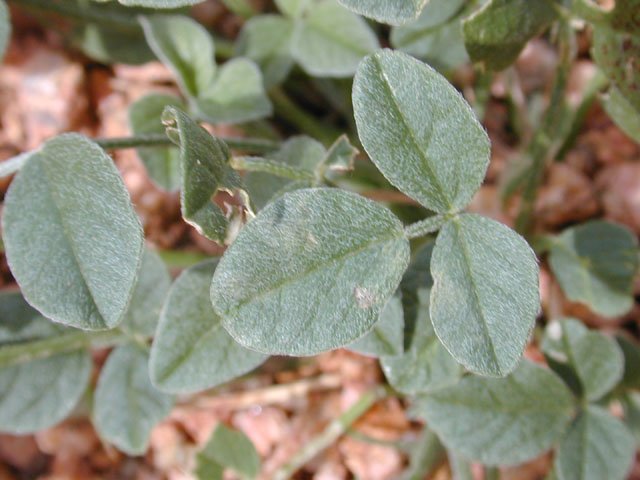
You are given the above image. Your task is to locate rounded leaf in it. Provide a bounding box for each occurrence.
[211,188,410,356]
[335,0,426,26]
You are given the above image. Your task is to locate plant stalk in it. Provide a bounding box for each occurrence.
[231,156,316,181]
[96,134,281,154]
[405,215,448,239]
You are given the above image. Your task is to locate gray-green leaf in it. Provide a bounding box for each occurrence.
[419,360,575,466]
[150,259,267,394]
[291,0,379,77]
[129,93,184,191]
[335,0,426,26]
[554,406,635,480]
[548,221,639,317]
[616,334,640,389]
[93,344,174,455]
[348,295,404,357]
[430,214,539,376]
[541,318,623,401]
[211,188,410,356]
[117,0,203,5]
[352,49,490,213]
[197,423,260,479]
[2,133,144,330]
[0,0,11,61]
[0,351,92,434]
[602,87,640,143]
[462,0,558,71]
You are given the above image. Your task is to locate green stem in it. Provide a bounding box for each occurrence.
[158,249,214,269]
[231,156,316,181]
[269,87,342,147]
[96,134,281,154]
[0,330,128,369]
[271,386,386,480]
[11,0,138,26]
[405,215,448,239]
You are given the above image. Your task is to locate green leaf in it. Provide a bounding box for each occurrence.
[150,259,267,393]
[93,344,174,455]
[0,351,92,434]
[0,291,55,344]
[621,391,640,446]
[592,27,640,112]
[390,0,469,72]
[211,188,410,356]
[275,0,306,17]
[348,296,404,357]
[0,0,11,61]
[430,214,539,376]
[197,423,260,479]
[335,0,426,25]
[419,360,575,466]
[72,22,155,65]
[616,334,640,389]
[244,135,326,210]
[462,0,558,71]
[195,458,224,480]
[602,87,640,143]
[548,221,639,317]
[120,249,171,339]
[162,107,239,244]
[139,15,215,98]
[236,15,294,88]
[194,58,273,124]
[129,94,184,191]
[320,134,358,176]
[554,406,635,480]
[2,133,144,330]
[115,0,204,6]
[541,318,623,401]
[291,0,379,77]
[352,49,490,213]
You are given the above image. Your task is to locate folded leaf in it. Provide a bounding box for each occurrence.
[419,361,574,466]
[2,133,144,330]
[211,188,410,356]
[353,50,490,213]
[150,259,267,393]
[430,214,539,376]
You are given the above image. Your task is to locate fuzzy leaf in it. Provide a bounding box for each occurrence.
[93,344,174,455]
[554,406,635,480]
[0,0,11,61]
[348,296,404,357]
[2,134,144,330]
[194,58,272,124]
[72,21,155,65]
[548,221,639,317]
[602,87,640,143]
[430,214,539,376]
[120,249,171,339]
[291,0,379,77]
[0,291,56,344]
[0,351,92,434]
[197,423,260,478]
[150,259,267,393]
[462,0,558,71]
[542,318,623,401]
[236,15,294,88]
[419,361,575,466]
[129,94,184,191]
[335,0,426,26]
[211,188,410,356]
[352,50,490,213]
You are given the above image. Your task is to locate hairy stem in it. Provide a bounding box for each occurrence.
[96,134,281,153]
[231,156,316,181]
[271,386,386,480]
[405,215,448,239]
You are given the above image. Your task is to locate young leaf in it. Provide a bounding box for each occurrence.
[548,221,639,317]
[120,249,171,339]
[352,49,490,214]
[430,214,539,377]
[419,361,575,466]
[390,0,469,72]
[348,295,404,357]
[291,0,379,77]
[196,423,260,479]
[0,0,10,61]
[139,15,215,98]
[616,334,640,389]
[554,406,635,480]
[93,344,174,455]
[211,188,410,356]
[150,259,267,394]
[542,318,624,401]
[236,15,295,88]
[0,351,92,434]
[129,93,184,191]
[602,87,640,143]
[2,133,144,330]
[194,58,273,125]
[162,106,239,244]
[462,0,558,71]
[335,0,426,26]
